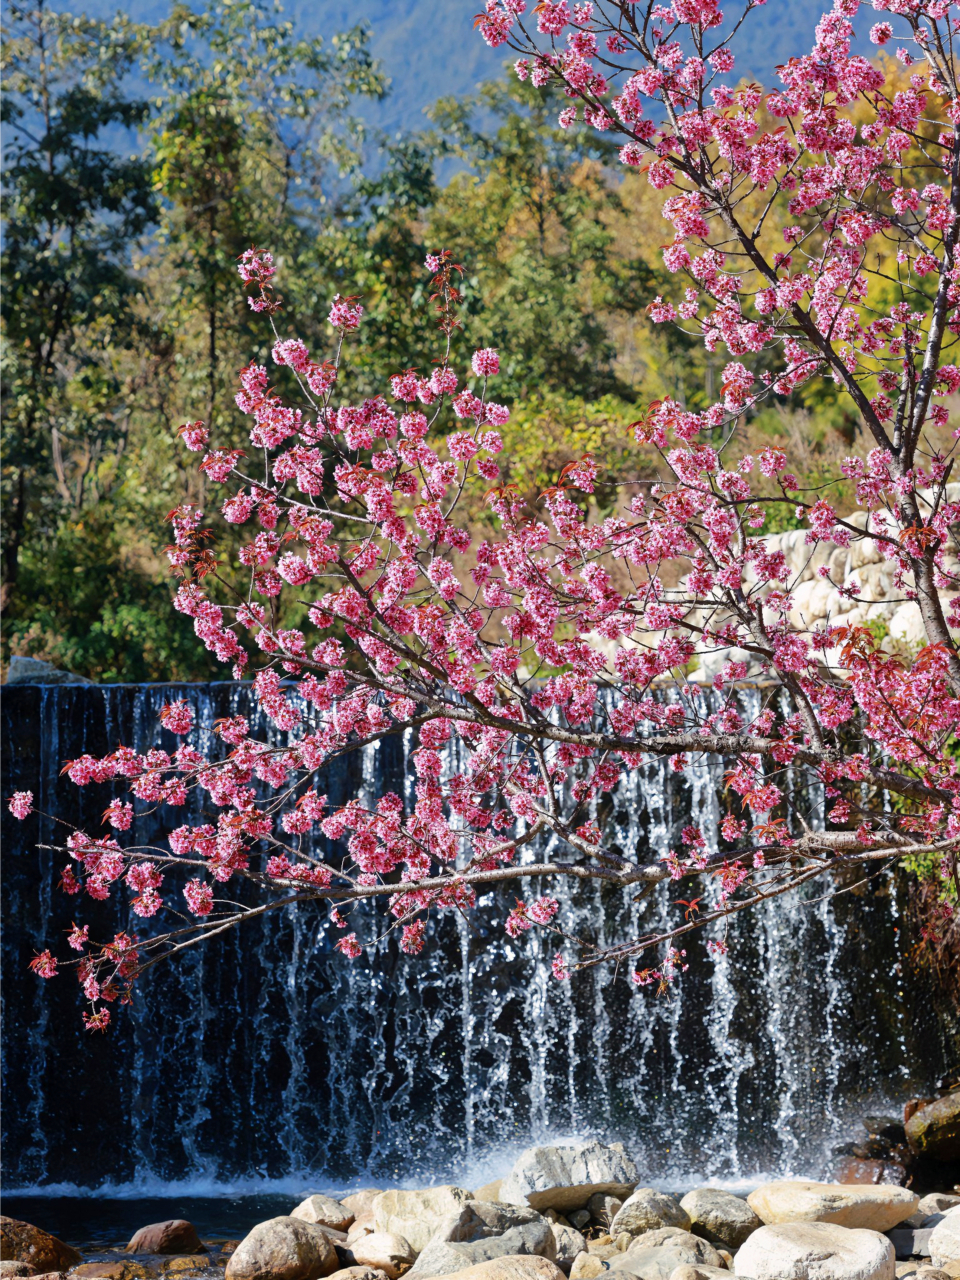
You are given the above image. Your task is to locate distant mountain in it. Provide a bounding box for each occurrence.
[296,0,855,138]
[77,0,867,150]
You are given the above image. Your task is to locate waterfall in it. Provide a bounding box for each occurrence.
[1,680,950,1194]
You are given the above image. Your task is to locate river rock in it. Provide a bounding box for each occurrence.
[474,1185,504,1205]
[890,1225,941,1259]
[72,1265,158,1280]
[919,1197,960,1220]
[347,1218,375,1246]
[499,1144,638,1214]
[549,1226,586,1275]
[864,1118,907,1145]
[293,1201,355,1235]
[679,1189,760,1249]
[666,1269,730,1280]
[325,1268,390,1280]
[747,1182,918,1232]
[407,1203,555,1278]
[160,1257,210,1274]
[930,1210,960,1268]
[343,1235,415,1280]
[0,1265,34,1277]
[733,1222,895,1279]
[610,1193,690,1240]
[568,1257,603,1280]
[619,1231,689,1252]
[224,1216,339,1280]
[607,1229,723,1280]
[587,1199,622,1229]
[343,1197,384,1220]
[0,1221,81,1273]
[373,1190,474,1255]
[906,1096,960,1163]
[837,1158,908,1187]
[127,1222,207,1255]
[427,1259,565,1280]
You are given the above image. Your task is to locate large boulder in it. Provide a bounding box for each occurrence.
[342,1234,414,1280]
[747,1182,918,1232]
[0,1264,34,1278]
[473,1185,504,1206]
[906,1095,960,1163]
[606,1229,723,1280]
[0,1221,80,1273]
[679,1190,760,1250]
[373,1190,474,1255]
[293,1200,354,1235]
[224,1217,339,1280]
[499,1144,638,1214]
[342,1196,384,1221]
[407,1204,554,1278]
[347,1219,375,1247]
[610,1193,689,1240]
[126,1222,206,1255]
[732,1222,895,1279]
[930,1209,960,1269]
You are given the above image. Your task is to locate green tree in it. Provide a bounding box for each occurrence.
[1,0,389,680]
[143,0,387,432]
[1,0,157,608]
[425,76,657,402]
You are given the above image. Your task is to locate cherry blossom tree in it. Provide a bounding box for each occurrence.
[11,0,960,1027]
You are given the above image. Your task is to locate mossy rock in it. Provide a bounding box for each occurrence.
[906,1092,960,1161]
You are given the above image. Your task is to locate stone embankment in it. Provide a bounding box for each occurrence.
[3,1094,959,1280]
[688,483,960,684]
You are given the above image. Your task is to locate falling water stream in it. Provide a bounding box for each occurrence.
[1,680,950,1205]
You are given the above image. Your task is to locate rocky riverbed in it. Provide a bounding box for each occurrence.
[4,1093,960,1280]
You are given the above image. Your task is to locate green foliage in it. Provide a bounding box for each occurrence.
[903,844,959,905]
[1,4,875,683]
[144,0,387,428]
[1,1,158,611]
[6,513,220,682]
[425,76,656,402]
[473,391,645,505]
[1,0,386,679]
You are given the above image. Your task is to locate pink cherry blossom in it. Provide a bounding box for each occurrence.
[471,348,500,377]
[8,791,33,820]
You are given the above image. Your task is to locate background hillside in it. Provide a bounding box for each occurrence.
[80,0,852,142]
